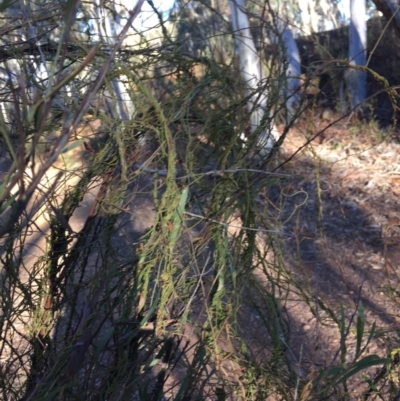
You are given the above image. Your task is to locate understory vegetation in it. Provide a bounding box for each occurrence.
[0,1,400,400]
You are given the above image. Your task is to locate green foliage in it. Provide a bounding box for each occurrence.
[0,1,396,400]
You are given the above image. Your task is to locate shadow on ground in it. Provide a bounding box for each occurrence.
[260,153,400,373]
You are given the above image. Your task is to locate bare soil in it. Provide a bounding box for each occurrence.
[263,111,400,397]
[2,110,400,399]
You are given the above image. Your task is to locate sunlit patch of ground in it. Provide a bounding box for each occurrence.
[0,118,103,393]
[265,110,400,397]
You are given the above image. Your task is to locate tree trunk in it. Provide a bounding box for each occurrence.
[347,0,367,109]
[228,0,278,157]
[280,26,301,121]
[371,0,400,36]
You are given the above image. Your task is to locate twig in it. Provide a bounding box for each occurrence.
[185,211,282,234]
[133,162,292,179]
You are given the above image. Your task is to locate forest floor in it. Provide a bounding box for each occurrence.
[266,109,400,397]
[2,109,400,399]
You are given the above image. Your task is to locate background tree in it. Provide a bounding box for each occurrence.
[346,0,367,110]
[229,0,278,156]
[371,0,400,35]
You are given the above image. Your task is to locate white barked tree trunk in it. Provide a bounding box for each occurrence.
[280,25,301,122]
[347,0,367,109]
[229,0,278,158]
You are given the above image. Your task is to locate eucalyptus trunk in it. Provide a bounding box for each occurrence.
[347,0,367,109]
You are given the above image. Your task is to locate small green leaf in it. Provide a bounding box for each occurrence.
[340,303,347,365]
[0,192,17,214]
[324,366,346,378]
[149,358,161,368]
[173,376,189,401]
[335,355,388,385]
[361,374,385,400]
[355,301,365,359]
[366,322,376,348]
[95,326,114,355]
[170,186,189,246]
